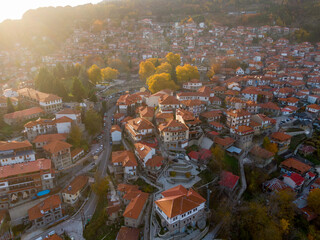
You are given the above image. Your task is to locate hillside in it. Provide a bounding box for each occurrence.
[0,0,319,52]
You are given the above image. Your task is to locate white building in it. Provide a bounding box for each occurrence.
[0,140,35,166]
[111,125,122,143]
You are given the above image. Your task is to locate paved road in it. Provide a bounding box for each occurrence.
[23,106,116,240]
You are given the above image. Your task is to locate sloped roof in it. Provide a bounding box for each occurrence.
[43,140,72,154]
[219,171,239,189]
[28,195,61,221]
[155,185,205,218]
[123,192,149,219]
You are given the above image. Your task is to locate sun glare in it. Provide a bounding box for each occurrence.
[0,0,101,23]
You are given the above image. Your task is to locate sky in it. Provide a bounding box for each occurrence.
[0,0,101,23]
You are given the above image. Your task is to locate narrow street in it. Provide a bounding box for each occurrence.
[22,106,116,240]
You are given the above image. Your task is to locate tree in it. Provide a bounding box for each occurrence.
[235,202,282,240]
[92,176,109,196]
[155,62,172,74]
[68,124,82,148]
[269,189,296,227]
[72,77,86,102]
[146,73,178,93]
[92,19,103,33]
[6,98,15,113]
[101,67,119,81]
[87,64,102,84]
[225,57,241,69]
[84,109,102,136]
[308,188,320,215]
[139,61,155,82]
[263,137,278,153]
[209,145,225,171]
[166,52,181,68]
[176,64,200,83]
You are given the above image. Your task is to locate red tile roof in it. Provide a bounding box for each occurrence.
[28,195,61,221]
[219,171,239,189]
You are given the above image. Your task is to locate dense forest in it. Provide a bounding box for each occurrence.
[0,0,319,52]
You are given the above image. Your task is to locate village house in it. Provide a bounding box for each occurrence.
[17,88,62,113]
[214,136,235,149]
[230,125,254,149]
[43,140,72,170]
[259,102,281,116]
[280,157,312,176]
[117,93,142,115]
[24,118,57,141]
[158,95,180,113]
[28,195,63,228]
[62,175,89,205]
[158,119,189,149]
[111,125,122,143]
[182,79,202,91]
[4,107,44,125]
[306,104,320,114]
[219,171,240,192]
[123,192,149,228]
[270,132,292,154]
[155,185,206,234]
[0,140,35,166]
[55,116,73,134]
[112,151,138,180]
[180,99,206,117]
[200,110,222,123]
[251,114,275,131]
[55,108,82,125]
[33,133,67,150]
[0,158,54,209]
[226,109,251,127]
[136,106,154,122]
[249,145,275,168]
[125,117,154,142]
[155,112,174,125]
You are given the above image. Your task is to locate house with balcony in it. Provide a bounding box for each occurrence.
[176,109,203,141]
[0,158,54,209]
[251,114,275,132]
[24,118,57,141]
[28,195,63,228]
[158,95,180,113]
[155,185,206,234]
[230,125,254,149]
[270,132,292,154]
[180,99,206,117]
[125,118,154,142]
[33,133,67,150]
[62,175,89,205]
[43,140,72,170]
[0,140,35,166]
[182,79,202,91]
[280,157,312,176]
[112,151,138,180]
[117,94,142,115]
[17,88,62,113]
[226,109,251,128]
[158,120,189,150]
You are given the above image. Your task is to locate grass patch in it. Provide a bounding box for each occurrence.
[112,144,125,151]
[289,134,306,150]
[223,154,239,175]
[305,154,320,165]
[194,168,215,188]
[132,178,157,193]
